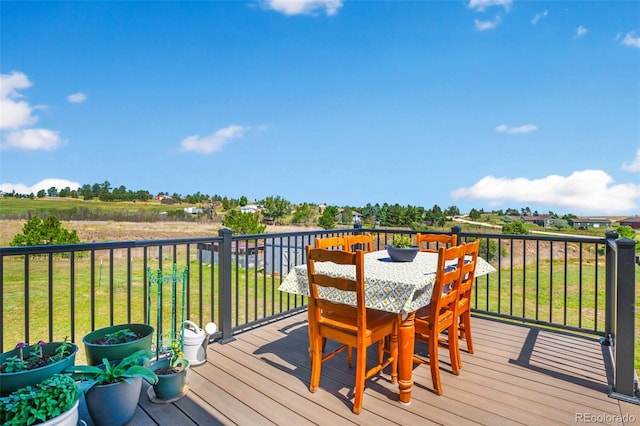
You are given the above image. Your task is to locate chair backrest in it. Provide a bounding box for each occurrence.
[306,246,366,332]
[458,240,480,309]
[345,234,374,253]
[428,245,466,325]
[415,233,458,253]
[314,236,348,251]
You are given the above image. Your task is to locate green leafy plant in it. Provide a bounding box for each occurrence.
[71,349,158,393]
[94,328,140,345]
[392,235,413,248]
[1,338,74,373]
[0,373,79,425]
[168,340,184,368]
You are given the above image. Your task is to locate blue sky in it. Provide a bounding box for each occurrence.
[1,0,639,216]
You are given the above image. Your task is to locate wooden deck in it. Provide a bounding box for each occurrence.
[84,312,640,425]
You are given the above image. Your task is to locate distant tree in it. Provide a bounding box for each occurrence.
[615,225,636,240]
[239,196,248,207]
[318,206,338,229]
[10,216,80,246]
[47,187,58,197]
[547,218,568,230]
[222,210,266,235]
[37,189,46,198]
[444,205,460,217]
[260,196,291,225]
[468,208,482,220]
[292,203,314,225]
[505,208,519,216]
[502,221,528,235]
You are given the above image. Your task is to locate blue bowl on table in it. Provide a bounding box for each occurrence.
[385,245,419,262]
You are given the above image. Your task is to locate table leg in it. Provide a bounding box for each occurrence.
[397,311,415,405]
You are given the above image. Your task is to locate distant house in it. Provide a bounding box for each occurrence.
[240,205,260,214]
[156,195,176,204]
[334,210,362,224]
[619,216,640,229]
[184,207,204,214]
[568,217,611,229]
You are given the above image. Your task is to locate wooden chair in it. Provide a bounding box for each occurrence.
[412,244,466,395]
[415,233,458,253]
[314,236,347,251]
[456,239,480,362]
[306,246,398,414]
[345,234,374,253]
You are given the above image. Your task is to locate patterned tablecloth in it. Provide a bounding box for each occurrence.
[278,250,497,317]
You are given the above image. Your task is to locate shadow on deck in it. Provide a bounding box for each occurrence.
[84,312,640,425]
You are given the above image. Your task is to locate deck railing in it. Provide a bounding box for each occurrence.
[0,225,637,401]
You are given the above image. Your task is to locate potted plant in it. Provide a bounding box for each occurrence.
[82,323,154,366]
[72,349,158,426]
[0,338,78,396]
[385,235,419,262]
[0,373,80,426]
[148,339,190,402]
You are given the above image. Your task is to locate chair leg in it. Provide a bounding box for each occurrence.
[429,333,442,395]
[461,311,474,354]
[352,344,366,414]
[448,324,460,375]
[309,335,323,393]
[389,331,398,384]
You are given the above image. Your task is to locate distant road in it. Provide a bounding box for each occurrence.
[452,217,501,229]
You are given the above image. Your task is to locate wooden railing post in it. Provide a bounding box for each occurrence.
[602,231,618,346]
[218,228,235,343]
[609,237,639,403]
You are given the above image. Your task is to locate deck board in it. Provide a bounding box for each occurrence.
[79,312,640,425]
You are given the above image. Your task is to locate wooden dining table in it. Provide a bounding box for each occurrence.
[278,249,496,405]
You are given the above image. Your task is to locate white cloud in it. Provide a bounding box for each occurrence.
[575,25,588,39]
[67,92,87,103]
[0,71,38,130]
[495,124,538,134]
[180,124,248,154]
[468,0,511,12]
[451,170,640,214]
[2,128,62,150]
[622,148,640,172]
[0,178,81,195]
[531,10,548,25]
[475,16,501,31]
[262,0,342,16]
[621,31,640,48]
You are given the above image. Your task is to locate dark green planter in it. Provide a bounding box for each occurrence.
[84,377,142,426]
[150,357,189,401]
[0,342,78,396]
[83,324,154,366]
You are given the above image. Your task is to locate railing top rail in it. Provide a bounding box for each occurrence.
[0,235,223,255]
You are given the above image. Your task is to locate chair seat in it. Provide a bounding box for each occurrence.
[319,309,397,338]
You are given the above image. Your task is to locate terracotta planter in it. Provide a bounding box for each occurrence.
[0,342,79,396]
[83,324,153,366]
[84,377,142,426]
[150,357,189,401]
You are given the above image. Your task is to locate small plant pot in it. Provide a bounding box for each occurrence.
[83,324,154,366]
[149,357,189,401]
[0,342,79,396]
[84,377,142,426]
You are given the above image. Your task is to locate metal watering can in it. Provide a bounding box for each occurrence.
[182,320,217,366]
